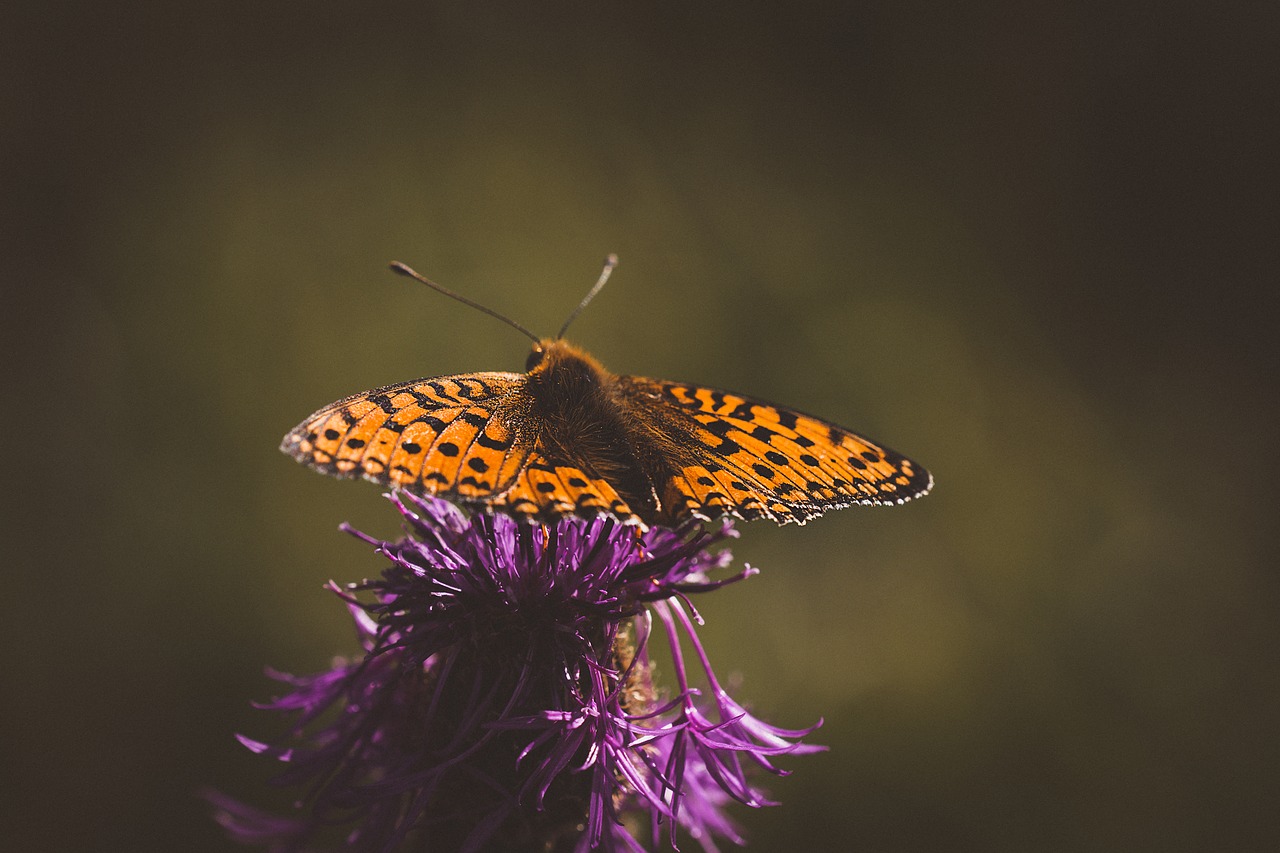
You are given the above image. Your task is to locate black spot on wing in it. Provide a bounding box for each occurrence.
[476,431,514,450]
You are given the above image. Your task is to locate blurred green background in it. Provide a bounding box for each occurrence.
[5,3,1277,851]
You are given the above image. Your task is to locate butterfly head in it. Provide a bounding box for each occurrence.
[525,338,610,387]
[526,338,590,371]
[525,340,549,372]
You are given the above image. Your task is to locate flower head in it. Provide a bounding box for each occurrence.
[212,492,821,852]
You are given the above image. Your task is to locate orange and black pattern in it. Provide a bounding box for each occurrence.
[283,339,931,528]
[620,379,932,524]
[283,373,531,498]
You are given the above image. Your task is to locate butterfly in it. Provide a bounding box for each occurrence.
[282,258,932,528]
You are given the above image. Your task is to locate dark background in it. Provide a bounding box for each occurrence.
[5,3,1278,851]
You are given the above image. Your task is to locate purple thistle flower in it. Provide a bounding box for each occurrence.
[212,492,822,852]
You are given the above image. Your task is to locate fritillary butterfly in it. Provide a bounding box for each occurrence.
[282,259,932,528]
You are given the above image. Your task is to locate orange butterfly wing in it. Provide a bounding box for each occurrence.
[281,372,641,523]
[281,373,533,501]
[618,377,933,525]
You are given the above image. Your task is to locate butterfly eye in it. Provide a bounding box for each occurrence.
[525,345,546,371]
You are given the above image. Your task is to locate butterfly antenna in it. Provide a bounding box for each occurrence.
[556,254,618,340]
[389,262,540,344]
